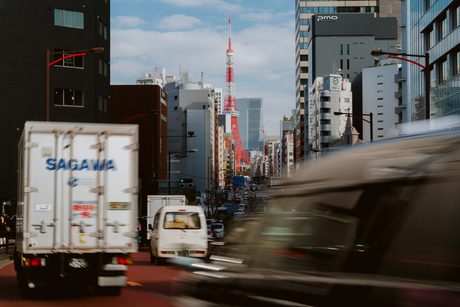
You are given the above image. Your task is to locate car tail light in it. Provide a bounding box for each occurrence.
[112,256,133,265]
[189,251,205,255]
[24,258,45,267]
[160,251,175,254]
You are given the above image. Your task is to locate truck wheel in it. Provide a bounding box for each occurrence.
[96,286,122,296]
[18,275,39,299]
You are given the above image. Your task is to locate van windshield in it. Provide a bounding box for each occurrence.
[164,212,201,229]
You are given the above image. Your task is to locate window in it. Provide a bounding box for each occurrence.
[377,82,383,85]
[54,9,84,29]
[104,61,108,77]
[441,59,448,82]
[300,31,309,37]
[99,58,103,74]
[378,113,383,115]
[104,97,108,113]
[300,67,308,73]
[378,105,383,108]
[320,131,330,136]
[378,128,384,130]
[300,55,308,61]
[377,75,383,78]
[378,98,383,100]
[347,44,349,55]
[344,98,350,102]
[99,95,103,111]
[53,49,83,68]
[347,59,349,70]
[340,59,343,70]
[378,120,384,123]
[340,44,343,55]
[300,43,309,49]
[55,88,84,107]
[377,90,383,93]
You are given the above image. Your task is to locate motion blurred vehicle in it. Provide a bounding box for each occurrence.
[208,223,225,239]
[173,126,460,306]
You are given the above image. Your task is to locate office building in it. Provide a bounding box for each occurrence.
[405,0,460,121]
[307,13,398,146]
[164,72,216,195]
[294,0,401,163]
[235,98,264,154]
[0,1,110,201]
[306,75,352,155]
[362,61,402,141]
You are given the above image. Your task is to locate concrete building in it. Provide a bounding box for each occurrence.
[307,13,398,146]
[236,98,264,154]
[164,71,216,195]
[0,1,111,202]
[306,75,352,156]
[362,62,402,142]
[217,126,225,190]
[294,0,401,164]
[279,120,295,175]
[223,133,235,188]
[267,136,280,177]
[136,67,176,88]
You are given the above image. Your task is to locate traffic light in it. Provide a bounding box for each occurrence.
[180,178,193,183]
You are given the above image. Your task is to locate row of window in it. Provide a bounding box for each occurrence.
[298,6,377,14]
[54,88,84,107]
[54,9,83,29]
[55,8,109,42]
[99,59,109,77]
[424,6,460,49]
[98,95,108,113]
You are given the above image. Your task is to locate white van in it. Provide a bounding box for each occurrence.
[150,206,207,264]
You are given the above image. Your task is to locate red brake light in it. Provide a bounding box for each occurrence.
[30,258,42,267]
[179,209,186,211]
[117,257,127,265]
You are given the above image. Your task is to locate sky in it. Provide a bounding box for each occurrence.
[110,0,295,136]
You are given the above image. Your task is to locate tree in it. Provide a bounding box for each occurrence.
[283,115,294,121]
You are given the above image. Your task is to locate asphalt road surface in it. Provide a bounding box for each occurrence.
[0,247,183,306]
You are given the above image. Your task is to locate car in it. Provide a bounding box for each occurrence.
[173,126,460,306]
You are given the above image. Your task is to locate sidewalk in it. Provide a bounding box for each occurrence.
[0,239,15,265]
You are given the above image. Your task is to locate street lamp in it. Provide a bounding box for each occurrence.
[46,47,104,122]
[334,111,373,142]
[168,150,197,195]
[371,50,430,120]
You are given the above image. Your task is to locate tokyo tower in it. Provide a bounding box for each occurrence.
[223,12,250,170]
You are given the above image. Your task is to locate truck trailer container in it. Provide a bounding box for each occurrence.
[14,122,139,298]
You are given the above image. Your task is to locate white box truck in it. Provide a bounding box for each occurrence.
[146,195,188,242]
[14,122,139,298]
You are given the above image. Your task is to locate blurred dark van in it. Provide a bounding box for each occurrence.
[173,127,460,307]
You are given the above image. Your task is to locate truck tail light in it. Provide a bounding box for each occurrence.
[189,251,205,255]
[24,258,45,267]
[113,256,133,265]
[160,251,175,254]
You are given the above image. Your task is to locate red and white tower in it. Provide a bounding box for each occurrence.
[223,12,250,170]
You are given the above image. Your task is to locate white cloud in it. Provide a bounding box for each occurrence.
[111,20,296,136]
[157,0,243,12]
[157,15,202,30]
[111,16,148,28]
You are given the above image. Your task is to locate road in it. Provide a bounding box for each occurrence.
[0,247,183,306]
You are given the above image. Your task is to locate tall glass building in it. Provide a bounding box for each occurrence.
[235,98,263,154]
[294,0,401,163]
[408,0,460,120]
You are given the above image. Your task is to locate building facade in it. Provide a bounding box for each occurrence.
[110,85,168,216]
[0,0,111,202]
[306,75,352,156]
[294,0,401,164]
[235,98,264,154]
[407,0,460,121]
[164,72,216,195]
[362,62,403,141]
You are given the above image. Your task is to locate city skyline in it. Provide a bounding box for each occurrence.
[111,0,295,136]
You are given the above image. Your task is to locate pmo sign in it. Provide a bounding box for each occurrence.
[317,15,338,22]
